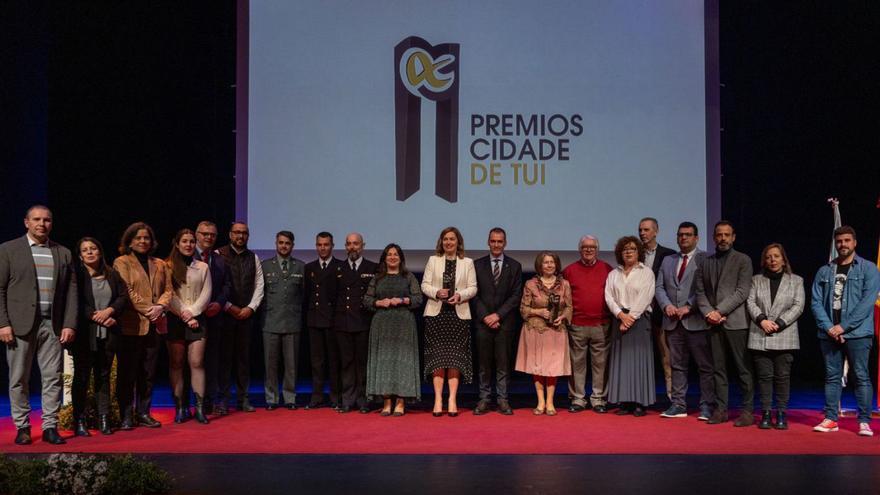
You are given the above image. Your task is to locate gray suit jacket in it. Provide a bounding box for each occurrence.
[746,272,803,351]
[0,235,78,336]
[694,248,753,330]
[259,256,305,334]
[654,250,708,331]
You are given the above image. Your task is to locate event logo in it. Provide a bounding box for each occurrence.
[394,36,460,202]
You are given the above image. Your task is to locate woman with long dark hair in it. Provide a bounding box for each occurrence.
[363,244,423,416]
[165,229,212,424]
[71,237,128,436]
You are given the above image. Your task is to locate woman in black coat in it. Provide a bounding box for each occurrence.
[72,237,128,436]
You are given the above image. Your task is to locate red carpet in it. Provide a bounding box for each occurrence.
[1,408,878,455]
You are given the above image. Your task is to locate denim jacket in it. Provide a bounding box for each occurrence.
[811,255,880,339]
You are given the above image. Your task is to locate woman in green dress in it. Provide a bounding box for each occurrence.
[364,244,424,416]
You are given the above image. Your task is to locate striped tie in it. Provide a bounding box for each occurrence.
[492,259,501,286]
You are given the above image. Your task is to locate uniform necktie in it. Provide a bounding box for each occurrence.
[351,261,357,271]
[677,254,688,282]
[281,259,289,275]
[321,261,327,270]
[493,259,501,286]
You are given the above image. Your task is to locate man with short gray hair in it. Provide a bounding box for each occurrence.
[562,235,613,413]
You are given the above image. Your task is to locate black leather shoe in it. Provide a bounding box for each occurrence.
[42,428,66,445]
[238,400,256,413]
[498,400,514,415]
[473,400,490,416]
[266,403,278,411]
[285,403,298,410]
[214,403,229,416]
[633,405,647,417]
[120,412,135,431]
[775,410,788,430]
[99,415,113,435]
[14,427,31,445]
[593,404,608,414]
[137,414,162,428]
[759,410,773,429]
[615,404,633,416]
[359,405,371,414]
[568,404,586,413]
[75,417,91,437]
[338,405,353,413]
[305,401,325,410]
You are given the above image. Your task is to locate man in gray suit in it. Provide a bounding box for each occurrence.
[695,220,754,426]
[0,205,77,445]
[260,230,305,410]
[655,222,714,420]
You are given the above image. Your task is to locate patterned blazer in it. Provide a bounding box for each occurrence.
[746,272,804,351]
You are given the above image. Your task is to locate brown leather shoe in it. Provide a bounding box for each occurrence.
[707,409,728,424]
[734,411,754,427]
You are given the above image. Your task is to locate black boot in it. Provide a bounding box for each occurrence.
[758,410,773,429]
[174,396,188,424]
[74,416,91,437]
[99,415,113,435]
[775,410,788,430]
[194,394,210,425]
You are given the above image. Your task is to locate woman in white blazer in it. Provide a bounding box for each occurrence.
[422,227,477,416]
[746,243,803,430]
[165,228,212,424]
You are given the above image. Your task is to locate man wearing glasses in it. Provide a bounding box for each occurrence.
[195,221,232,415]
[655,222,714,420]
[562,235,613,413]
[218,222,264,413]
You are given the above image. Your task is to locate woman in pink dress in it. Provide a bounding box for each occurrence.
[515,251,572,415]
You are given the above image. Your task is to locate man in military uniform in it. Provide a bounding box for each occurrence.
[260,231,305,410]
[304,232,343,409]
[334,233,377,413]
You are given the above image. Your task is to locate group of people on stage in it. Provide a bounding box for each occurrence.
[2,205,879,446]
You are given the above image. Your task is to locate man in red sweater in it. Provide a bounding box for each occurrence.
[562,235,613,413]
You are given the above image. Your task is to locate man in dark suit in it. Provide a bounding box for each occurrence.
[304,231,343,409]
[655,222,714,420]
[195,220,232,415]
[334,233,377,413]
[695,220,754,426]
[0,205,77,445]
[638,217,676,401]
[260,230,305,410]
[471,227,522,415]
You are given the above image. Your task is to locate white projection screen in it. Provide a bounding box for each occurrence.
[237,0,720,264]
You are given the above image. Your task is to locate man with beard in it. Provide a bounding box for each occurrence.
[218,222,264,413]
[811,226,880,436]
[333,233,377,413]
[695,220,754,426]
[260,230,305,410]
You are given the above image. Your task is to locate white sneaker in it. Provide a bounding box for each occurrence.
[858,423,874,437]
